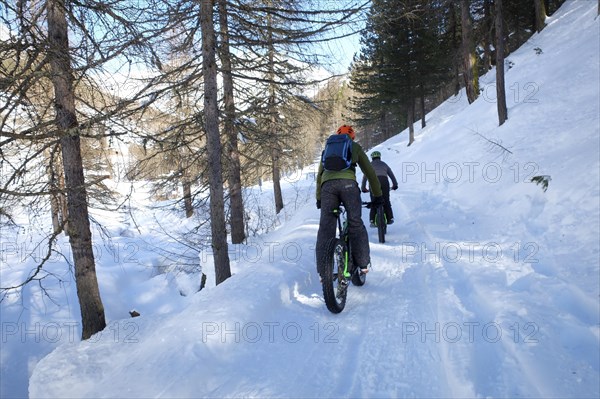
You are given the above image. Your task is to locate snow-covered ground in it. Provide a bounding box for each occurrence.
[0,0,598,397]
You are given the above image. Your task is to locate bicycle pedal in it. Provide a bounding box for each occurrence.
[336,280,348,298]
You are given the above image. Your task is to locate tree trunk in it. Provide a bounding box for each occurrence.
[50,150,69,235]
[47,162,61,234]
[362,123,370,150]
[449,3,461,96]
[267,6,284,214]
[379,111,386,143]
[419,83,426,129]
[272,146,283,214]
[269,111,284,215]
[46,148,62,234]
[534,0,547,33]
[218,0,245,243]
[47,0,106,340]
[200,0,231,285]
[495,0,508,126]
[183,179,193,218]
[482,0,493,70]
[407,100,415,146]
[461,0,479,104]
[58,170,69,236]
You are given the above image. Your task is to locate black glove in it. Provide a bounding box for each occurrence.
[392,185,398,190]
[316,200,321,209]
[372,196,384,207]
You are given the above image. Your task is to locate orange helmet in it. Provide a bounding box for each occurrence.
[336,124,355,140]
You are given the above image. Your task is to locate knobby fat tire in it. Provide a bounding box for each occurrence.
[377,205,386,243]
[321,237,347,313]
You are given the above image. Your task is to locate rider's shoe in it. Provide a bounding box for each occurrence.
[359,262,372,275]
[369,221,376,228]
[388,218,394,225]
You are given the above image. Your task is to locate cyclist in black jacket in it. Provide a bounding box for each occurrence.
[361,151,398,226]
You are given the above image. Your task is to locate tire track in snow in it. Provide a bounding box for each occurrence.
[392,189,568,397]
[288,220,448,396]
[290,191,505,396]
[294,190,479,397]
[383,190,480,397]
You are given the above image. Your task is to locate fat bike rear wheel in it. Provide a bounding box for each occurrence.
[321,238,348,313]
[376,205,386,243]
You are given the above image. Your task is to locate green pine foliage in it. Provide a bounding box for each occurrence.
[349,0,455,146]
[349,0,566,147]
[531,175,551,192]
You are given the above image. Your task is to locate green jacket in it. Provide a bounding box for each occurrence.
[316,140,383,200]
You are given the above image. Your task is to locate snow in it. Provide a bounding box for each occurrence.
[0,0,598,397]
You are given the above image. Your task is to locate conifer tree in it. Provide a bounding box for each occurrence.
[496,0,508,125]
[201,0,232,285]
[223,0,366,211]
[47,0,106,340]
[461,0,479,104]
[535,0,547,32]
[218,0,245,243]
[350,0,454,145]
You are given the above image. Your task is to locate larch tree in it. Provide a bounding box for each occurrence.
[1,0,183,336]
[265,0,284,214]
[200,0,232,285]
[222,0,367,213]
[46,0,106,339]
[218,0,245,243]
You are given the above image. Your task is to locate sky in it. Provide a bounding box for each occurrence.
[1,1,599,398]
[309,0,369,75]
[318,27,363,74]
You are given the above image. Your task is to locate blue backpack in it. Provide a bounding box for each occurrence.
[321,134,353,171]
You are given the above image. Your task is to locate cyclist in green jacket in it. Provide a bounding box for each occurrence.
[316,125,383,275]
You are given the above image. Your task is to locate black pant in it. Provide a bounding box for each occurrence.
[316,179,371,272]
[370,176,393,222]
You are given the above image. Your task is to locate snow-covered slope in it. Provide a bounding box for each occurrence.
[2,0,597,397]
